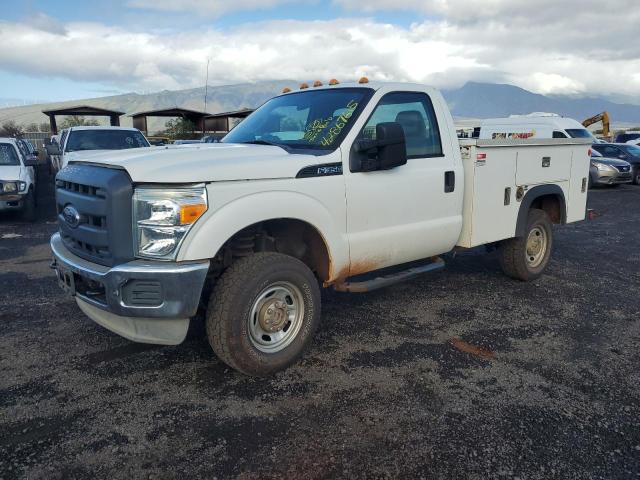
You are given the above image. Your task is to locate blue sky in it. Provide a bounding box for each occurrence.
[1,0,638,103]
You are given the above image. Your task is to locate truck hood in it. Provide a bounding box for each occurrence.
[69,143,324,183]
[0,165,22,180]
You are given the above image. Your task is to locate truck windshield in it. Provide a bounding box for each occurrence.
[0,143,20,166]
[223,87,372,151]
[66,130,150,152]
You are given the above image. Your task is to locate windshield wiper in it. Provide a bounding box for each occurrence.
[242,139,287,149]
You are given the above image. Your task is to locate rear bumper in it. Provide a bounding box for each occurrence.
[50,232,209,344]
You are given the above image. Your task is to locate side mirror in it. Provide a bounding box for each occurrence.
[350,122,407,172]
[23,156,38,167]
[46,144,61,156]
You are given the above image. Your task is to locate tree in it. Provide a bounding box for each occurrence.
[160,118,198,140]
[39,122,51,133]
[25,122,39,133]
[59,115,100,129]
[0,121,24,137]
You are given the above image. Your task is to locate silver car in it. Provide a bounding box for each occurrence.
[589,149,633,187]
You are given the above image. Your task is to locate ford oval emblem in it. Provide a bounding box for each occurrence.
[62,205,81,229]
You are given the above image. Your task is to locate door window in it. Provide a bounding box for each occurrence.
[360,92,442,158]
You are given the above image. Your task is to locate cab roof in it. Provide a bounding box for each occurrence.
[277,81,440,97]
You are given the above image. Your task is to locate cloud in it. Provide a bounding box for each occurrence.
[127,0,304,16]
[0,1,639,101]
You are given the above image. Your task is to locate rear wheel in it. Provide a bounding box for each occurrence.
[634,168,640,185]
[206,252,321,376]
[499,208,553,281]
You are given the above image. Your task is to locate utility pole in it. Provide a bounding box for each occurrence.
[203,57,210,134]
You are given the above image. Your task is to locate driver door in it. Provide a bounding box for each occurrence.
[343,91,462,275]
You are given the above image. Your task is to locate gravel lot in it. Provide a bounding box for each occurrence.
[1,170,639,479]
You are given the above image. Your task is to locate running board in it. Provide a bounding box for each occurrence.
[333,257,446,293]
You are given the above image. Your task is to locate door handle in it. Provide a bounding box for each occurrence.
[444,171,455,193]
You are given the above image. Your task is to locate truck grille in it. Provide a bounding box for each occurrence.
[56,164,134,267]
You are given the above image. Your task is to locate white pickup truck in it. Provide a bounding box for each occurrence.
[50,81,591,376]
[45,126,151,172]
[0,137,38,220]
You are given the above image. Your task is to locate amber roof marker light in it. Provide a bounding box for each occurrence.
[299,83,309,89]
[329,79,339,86]
[313,80,323,87]
[282,87,292,93]
[358,77,369,84]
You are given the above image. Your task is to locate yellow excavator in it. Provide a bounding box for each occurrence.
[582,112,610,140]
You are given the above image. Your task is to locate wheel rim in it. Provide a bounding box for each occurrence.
[525,226,548,268]
[248,281,305,353]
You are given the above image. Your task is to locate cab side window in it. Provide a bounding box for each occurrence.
[553,131,568,138]
[360,92,443,158]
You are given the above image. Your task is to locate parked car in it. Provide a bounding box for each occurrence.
[592,143,640,184]
[50,80,592,376]
[0,137,38,220]
[589,149,632,187]
[614,131,640,144]
[16,138,39,164]
[45,126,151,171]
[146,136,171,146]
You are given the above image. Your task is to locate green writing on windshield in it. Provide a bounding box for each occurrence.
[301,100,359,147]
[320,100,359,146]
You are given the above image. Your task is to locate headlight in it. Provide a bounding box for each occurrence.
[133,185,208,260]
[593,162,613,172]
[17,181,27,193]
[2,182,18,193]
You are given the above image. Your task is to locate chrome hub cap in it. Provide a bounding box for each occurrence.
[526,226,547,268]
[248,282,304,353]
[258,299,289,333]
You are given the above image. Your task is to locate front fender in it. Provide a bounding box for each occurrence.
[177,188,349,281]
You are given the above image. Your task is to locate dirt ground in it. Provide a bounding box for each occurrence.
[1,171,639,479]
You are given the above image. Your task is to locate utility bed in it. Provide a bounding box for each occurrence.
[457,138,592,248]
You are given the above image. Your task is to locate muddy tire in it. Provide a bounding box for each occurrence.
[206,252,321,376]
[22,188,36,222]
[499,208,553,281]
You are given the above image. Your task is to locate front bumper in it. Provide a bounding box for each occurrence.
[0,193,25,211]
[592,170,632,185]
[50,232,209,344]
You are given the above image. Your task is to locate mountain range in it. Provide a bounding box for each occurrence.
[1,80,639,132]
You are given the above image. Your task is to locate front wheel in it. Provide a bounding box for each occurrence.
[499,208,553,281]
[634,168,640,185]
[206,252,321,376]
